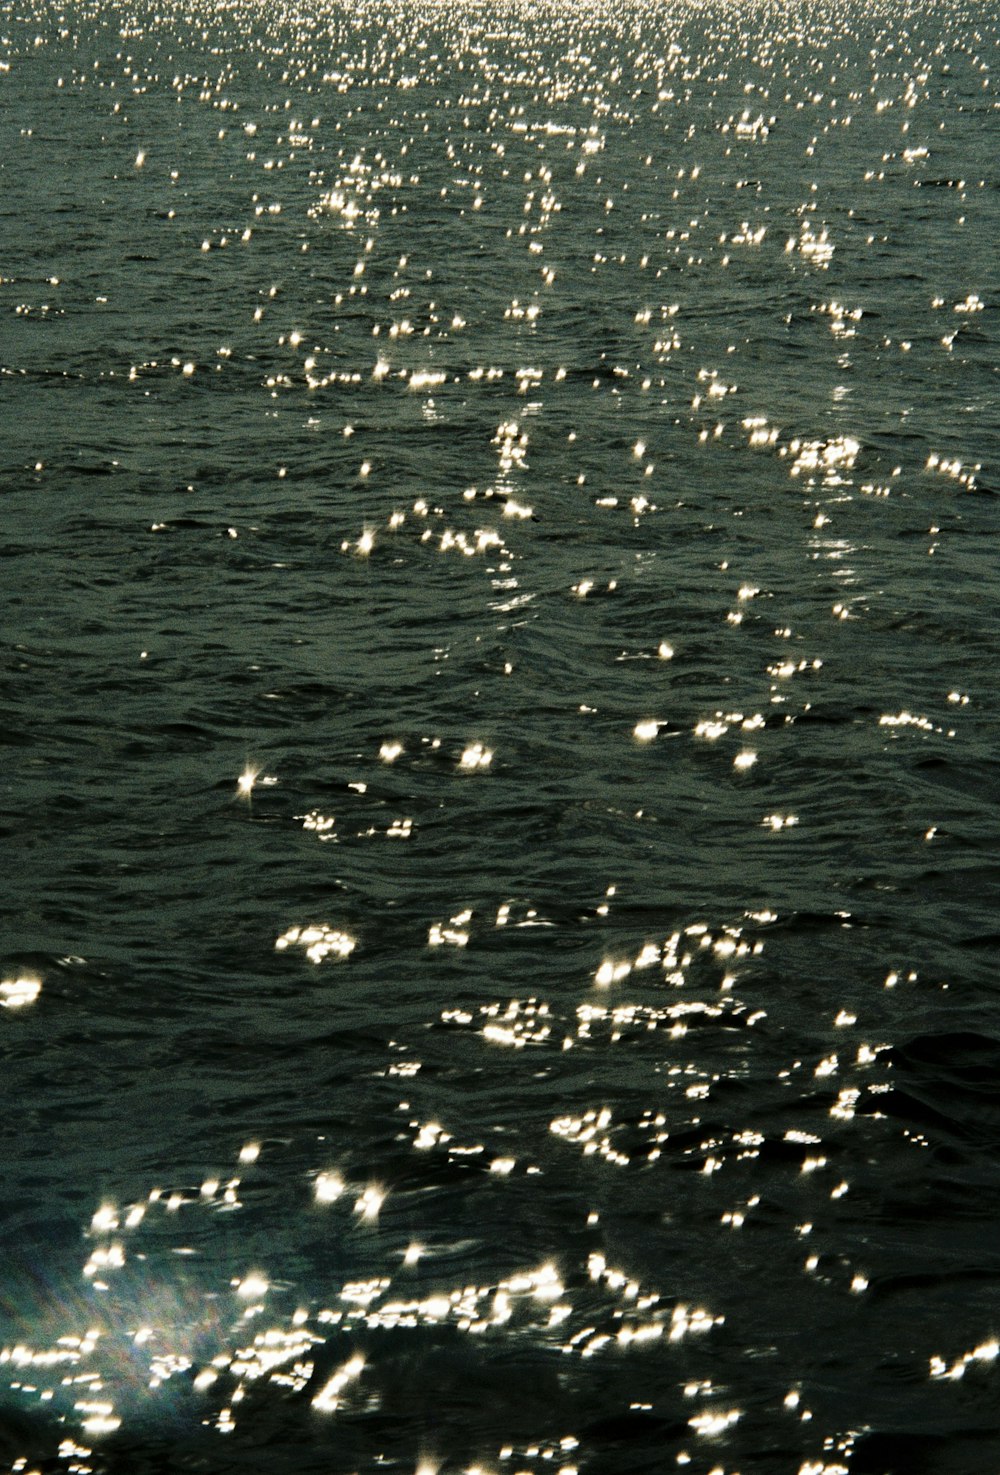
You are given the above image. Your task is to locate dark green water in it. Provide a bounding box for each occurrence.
[2,0,1000,1469]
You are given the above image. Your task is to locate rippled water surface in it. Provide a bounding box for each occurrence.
[2,0,1000,1469]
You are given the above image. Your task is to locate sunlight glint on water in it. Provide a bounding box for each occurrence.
[1,0,999,1469]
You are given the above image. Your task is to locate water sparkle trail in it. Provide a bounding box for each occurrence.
[2,0,999,1469]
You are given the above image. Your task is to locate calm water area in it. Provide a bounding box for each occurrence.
[2,0,1000,1469]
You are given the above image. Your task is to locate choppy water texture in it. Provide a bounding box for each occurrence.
[2,0,1000,1469]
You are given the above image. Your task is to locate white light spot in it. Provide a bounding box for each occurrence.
[0,975,41,1009]
[312,1353,365,1412]
[459,743,493,770]
[235,1273,269,1300]
[315,1173,344,1204]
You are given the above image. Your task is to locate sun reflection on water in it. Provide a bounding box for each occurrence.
[4,0,999,1464]
[0,976,41,1009]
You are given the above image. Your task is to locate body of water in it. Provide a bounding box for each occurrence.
[2,0,1000,1469]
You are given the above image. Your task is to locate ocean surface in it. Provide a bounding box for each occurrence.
[2,0,999,1469]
